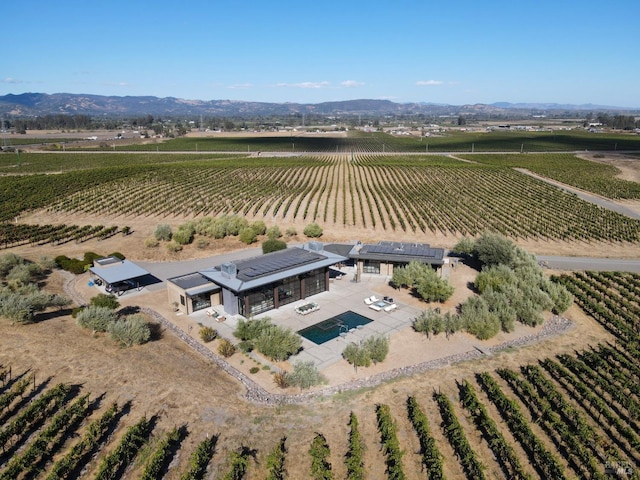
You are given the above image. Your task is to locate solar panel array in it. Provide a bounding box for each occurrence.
[362,243,440,258]
[238,249,325,280]
[170,272,213,290]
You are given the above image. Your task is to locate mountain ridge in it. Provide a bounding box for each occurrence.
[0,92,637,118]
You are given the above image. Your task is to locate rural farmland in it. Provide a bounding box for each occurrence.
[2,130,640,478]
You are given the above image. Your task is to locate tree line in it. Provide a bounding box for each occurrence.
[586,113,639,130]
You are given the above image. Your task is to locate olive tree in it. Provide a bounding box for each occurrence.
[472,232,516,268]
[76,306,118,333]
[459,296,501,340]
[154,223,172,241]
[303,223,323,238]
[288,361,326,390]
[107,314,151,347]
[254,325,302,361]
[342,343,371,372]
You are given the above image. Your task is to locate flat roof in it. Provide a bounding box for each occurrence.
[167,272,217,291]
[89,258,150,285]
[201,245,348,293]
[323,243,355,258]
[349,241,445,265]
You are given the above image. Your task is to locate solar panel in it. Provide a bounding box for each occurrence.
[362,242,439,259]
[236,248,326,280]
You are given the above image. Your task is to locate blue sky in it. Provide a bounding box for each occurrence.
[3,1,639,107]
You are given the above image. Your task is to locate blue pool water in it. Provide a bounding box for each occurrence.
[298,310,373,345]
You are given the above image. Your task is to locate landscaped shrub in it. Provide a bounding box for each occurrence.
[265,225,282,239]
[545,280,574,314]
[76,306,118,333]
[195,237,210,249]
[238,227,258,245]
[55,255,87,274]
[288,360,326,390]
[342,343,371,372]
[249,220,267,236]
[107,314,151,347]
[285,227,297,238]
[237,340,254,353]
[154,223,172,241]
[144,237,159,248]
[173,225,195,245]
[363,335,389,364]
[473,232,516,268]
[166,241,183,253]
[262,238,287,254]
[450,237,475,256]
[272,372,290,389]
[303,223,323,238]
[89,293,120,310]
[342,335,389,371]
[391,261,453,303]
[0,253,24,278]
[218,338,236,357]
[249,366,260,374]
[225,215,249,236]
[199,326,218,342]
[253,325,302,361]
[459,296,501,340]
[0,286,60,324]
[234,318,272,341]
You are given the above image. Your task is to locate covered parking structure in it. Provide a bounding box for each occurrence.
[88,256,150,295]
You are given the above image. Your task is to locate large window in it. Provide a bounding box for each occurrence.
[278,276,301,307]
[241,286,275,316]
[304,269,326,297]
[190,293,211,312]
[363,260,380,274]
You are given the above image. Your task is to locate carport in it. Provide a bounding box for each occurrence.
[88,257,150,294]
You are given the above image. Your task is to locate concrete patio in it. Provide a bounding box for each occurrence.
[188,266,424,370]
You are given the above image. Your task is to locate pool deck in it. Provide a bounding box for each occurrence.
[189,266,424,370]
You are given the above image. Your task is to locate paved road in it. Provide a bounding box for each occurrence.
[537,255,640,273]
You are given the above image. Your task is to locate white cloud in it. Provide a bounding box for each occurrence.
[274,81,330,89]
[341,80,364,88]
[2,77,25,84]
[416,80,444,86]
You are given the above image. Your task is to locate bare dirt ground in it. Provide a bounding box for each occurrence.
[1,148,638,478]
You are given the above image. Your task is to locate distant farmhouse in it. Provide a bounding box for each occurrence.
[167,241,445,316]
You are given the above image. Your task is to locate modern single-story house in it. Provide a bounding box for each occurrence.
[348,241,445,280]
[167,240,446,316]
[167,242,348,316]
[89,256,150,295]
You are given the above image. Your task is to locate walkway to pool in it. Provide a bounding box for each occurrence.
[189,266,424,371]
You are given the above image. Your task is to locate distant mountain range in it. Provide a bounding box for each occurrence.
[0,93,637,118]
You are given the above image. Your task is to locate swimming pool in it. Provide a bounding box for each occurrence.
[298,310,373,345]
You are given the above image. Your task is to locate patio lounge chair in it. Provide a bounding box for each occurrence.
[364,295,380,305]
[384,303,397,312]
